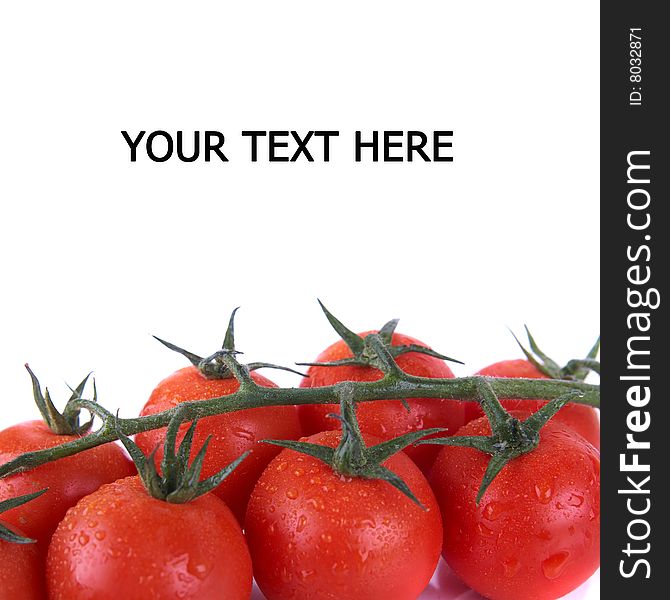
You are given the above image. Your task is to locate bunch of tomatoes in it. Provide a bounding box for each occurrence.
[0,312,600,600]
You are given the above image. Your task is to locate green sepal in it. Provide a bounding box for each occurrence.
[25,364,94,436]
[476,453,513,503]
[316,299,366,356]
[296,358,363,368]
[300,301,463,372]
[562,337,601,379]
[261,439,336,465]
[0,489,48,544]
[365,427,447,465]
[524,326,562,376]
[191,451,250,498]
[114,411,248,504]
[511,327,601,382]
[262,383,441,509]
[419,381,582,503]
[421,435,496,453]
[222,307,240,351]
[154,308,306,381]
[152,336,205,369]
[364,464,425,509]
[378,319,400,344]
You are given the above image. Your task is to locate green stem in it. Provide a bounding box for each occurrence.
[0,375,599,480]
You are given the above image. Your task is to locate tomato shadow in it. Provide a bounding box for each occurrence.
[421,558,484,600]
[251,561,598,599]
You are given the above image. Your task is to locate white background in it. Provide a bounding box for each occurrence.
[0,2,599,598]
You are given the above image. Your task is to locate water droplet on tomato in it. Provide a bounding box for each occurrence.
[477,522,495,537]
[358,547,371,563]
[502,558,521,578]
[567,494,584,507]
[534,483,553,504]
[307,497,325,510]
[187,558,211,580]
[293,467,304,477]
[299,569,315,581]
[286,489,299,500]
[331,561,349,574]
[94,530,106,541]
[233,428,255,441]
[482,501,507,521]
[542,551,571,579]
[321,533,333,543]
[296,515,308,533]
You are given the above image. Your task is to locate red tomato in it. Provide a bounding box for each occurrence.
[245,430,443,600]
[299,331,464,471]
[466,359,600,448]
[0,526,45,600]
[135,367,302,522]
[0,421,135,556]
[46,475,252,600]
[430,411,600,600]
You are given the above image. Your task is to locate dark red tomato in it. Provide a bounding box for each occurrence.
[46,475,252,600]
[467,359,600,448]
[245,430,443,600]
[135,367,302,523]
[430,411,600,600]
[0,421,135,556]
[299,331,464,472]
[0,525,45,600]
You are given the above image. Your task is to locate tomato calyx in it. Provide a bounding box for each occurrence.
[263,382,445,508]
[24,364,97,436]
[115,408,249,504]
[296,300,463,371]
[419,378,584,503]
[511,326,600,381]
[0,489,48,544]
[153,307,306,380]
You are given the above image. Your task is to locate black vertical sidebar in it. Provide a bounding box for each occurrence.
[601,2,668,597]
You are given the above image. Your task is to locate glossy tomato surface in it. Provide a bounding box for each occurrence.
[135,367,302,522]
[467,360,600,449]
[0,526,45,600]
[0,421,135,555]
[430,412,600,600]
[245,430,443,600]
[299,331,464,472]
[46,475,252,600]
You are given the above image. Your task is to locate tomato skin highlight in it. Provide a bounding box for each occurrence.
[430,412,600,600]
[299,331,465,472]
[245,430,443,600]
[135,367,302,523]
[46,475,252,600]
[0,420,135,556]
[0,526,45,600]
[466,359,600,449]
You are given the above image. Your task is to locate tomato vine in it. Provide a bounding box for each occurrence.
[0,304,600,511]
